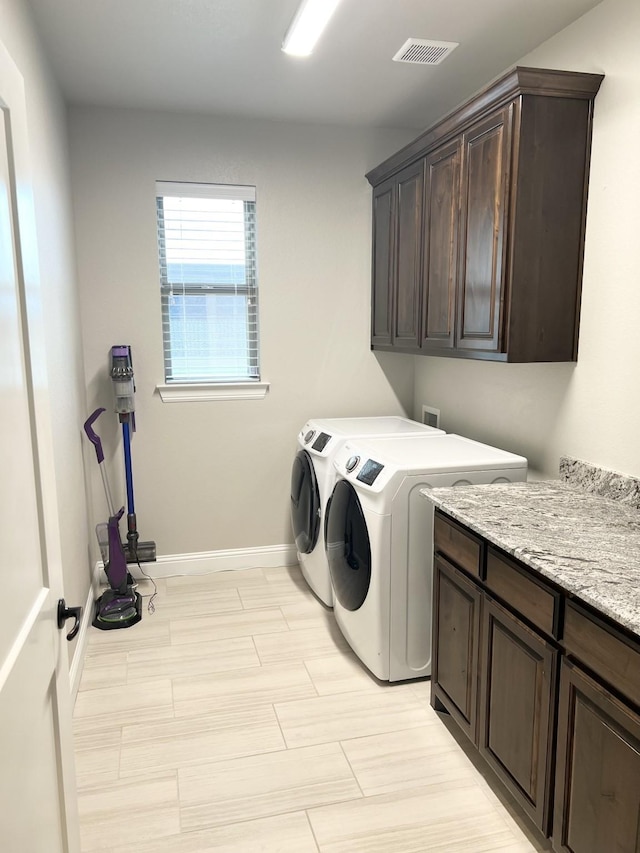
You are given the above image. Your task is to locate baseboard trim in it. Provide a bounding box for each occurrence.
[94,543,299,581]
[69,577,98,702]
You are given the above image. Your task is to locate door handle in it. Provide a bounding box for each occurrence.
[57,599,82,642]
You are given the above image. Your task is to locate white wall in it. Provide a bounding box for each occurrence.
[0,0,92,662]
[413,0,640,478]
[69,108,415,556]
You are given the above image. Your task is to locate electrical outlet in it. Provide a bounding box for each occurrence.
[422,404,441,429]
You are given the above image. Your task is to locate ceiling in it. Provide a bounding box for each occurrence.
[26,0,602,130]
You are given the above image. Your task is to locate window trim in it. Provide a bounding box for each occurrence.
[156,381,270,403]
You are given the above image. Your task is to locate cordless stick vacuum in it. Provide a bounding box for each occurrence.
[84,409,142,629]
[110,345,156,564]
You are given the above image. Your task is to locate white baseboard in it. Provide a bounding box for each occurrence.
[94,543,299,581]
[69,577,99,702]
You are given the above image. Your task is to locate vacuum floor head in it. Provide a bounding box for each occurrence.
[125,539,157,564]
[92,587,142,630]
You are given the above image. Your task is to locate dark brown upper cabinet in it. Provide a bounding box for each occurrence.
[371,161,424,350]
[371,180,395,347]
[422,139,461,350]
[366,67,604,362]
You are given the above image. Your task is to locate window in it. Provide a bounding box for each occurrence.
[156,181,260,386]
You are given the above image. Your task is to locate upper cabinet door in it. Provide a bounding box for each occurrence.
[457,106,513,353]
[422,139,461,349]
[371,179,395,347]
[393,160,424,349]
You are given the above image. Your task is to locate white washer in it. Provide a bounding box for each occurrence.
[325,434,527,681]
[290,417,444,606]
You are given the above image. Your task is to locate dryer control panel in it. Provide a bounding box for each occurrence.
[357,459,384,486]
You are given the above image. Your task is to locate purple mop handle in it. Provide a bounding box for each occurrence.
[84,408,106,463]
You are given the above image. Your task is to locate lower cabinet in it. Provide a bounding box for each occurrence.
[431,509,640,852]
[479,596,557,834]
[553,660,640,853]
[432,555,481,744]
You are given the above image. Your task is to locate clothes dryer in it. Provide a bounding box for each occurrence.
[290,417,443,606]
[325,434,527,681]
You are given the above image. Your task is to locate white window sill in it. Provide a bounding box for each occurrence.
[156,381,270,402]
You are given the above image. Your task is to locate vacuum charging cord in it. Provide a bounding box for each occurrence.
[141,566,157,614]
[133,554,158,614]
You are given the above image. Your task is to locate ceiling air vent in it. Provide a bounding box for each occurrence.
[392,38,459,66]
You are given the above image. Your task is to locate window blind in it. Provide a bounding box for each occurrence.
[156,181,259,383]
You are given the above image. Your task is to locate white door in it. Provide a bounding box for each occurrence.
[0,40,80,852]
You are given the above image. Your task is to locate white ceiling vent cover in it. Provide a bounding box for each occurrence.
[392,38,459,65]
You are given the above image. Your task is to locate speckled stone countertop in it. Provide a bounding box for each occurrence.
[422,480,640,639]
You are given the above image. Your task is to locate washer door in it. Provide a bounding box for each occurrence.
[290,450,320,554]
[326,479,371,611]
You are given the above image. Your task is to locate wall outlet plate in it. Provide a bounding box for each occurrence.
[422,404,441,429]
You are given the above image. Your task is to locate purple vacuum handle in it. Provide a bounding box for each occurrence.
[84,408,106,463]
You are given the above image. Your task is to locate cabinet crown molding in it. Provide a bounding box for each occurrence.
[366,66,604,187]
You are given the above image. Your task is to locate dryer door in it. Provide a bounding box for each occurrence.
[290,450,320,554]
[326,479,371,611]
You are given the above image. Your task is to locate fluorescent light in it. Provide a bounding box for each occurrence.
[282,0,342,57]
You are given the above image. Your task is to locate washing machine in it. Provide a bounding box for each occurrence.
[325,433,528,681]
[290,416,444,606]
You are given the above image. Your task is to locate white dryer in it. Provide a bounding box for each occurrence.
[325,434,527,681]
[290,417,444,606]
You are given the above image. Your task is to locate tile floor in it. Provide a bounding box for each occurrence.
[73,565,552,852]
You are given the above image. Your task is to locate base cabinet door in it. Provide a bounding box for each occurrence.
[479,596,557,834]
[431,555,481,744]
[553,660,640,853]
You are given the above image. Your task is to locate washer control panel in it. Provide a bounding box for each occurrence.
[303,429,316,444]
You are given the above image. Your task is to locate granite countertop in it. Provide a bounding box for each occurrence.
[422,479,640,639]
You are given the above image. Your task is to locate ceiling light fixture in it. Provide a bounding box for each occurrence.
[282,0,342,57]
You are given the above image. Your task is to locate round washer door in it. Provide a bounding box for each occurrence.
[290,450,320,554]
[325,479,371,611]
